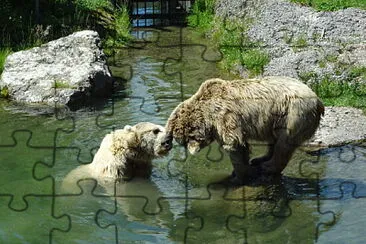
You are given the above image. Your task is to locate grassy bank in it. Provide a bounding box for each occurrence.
[302,69,366,110]
[188,0,269,77]
[187,0,366,110]
[290,0,366,11]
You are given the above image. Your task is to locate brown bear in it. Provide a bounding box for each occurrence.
[165,76,324,183]
[63,122,172,186]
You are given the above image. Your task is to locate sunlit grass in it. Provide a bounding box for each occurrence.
[290,0,366,11]
[310,76,366,110]
[0,48,12,75]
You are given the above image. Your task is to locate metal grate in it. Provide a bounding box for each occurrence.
[128,0,193,27]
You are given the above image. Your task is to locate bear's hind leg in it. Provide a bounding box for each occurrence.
[260,131,297,174]
[250,144,274,166]
[229,143,258,184]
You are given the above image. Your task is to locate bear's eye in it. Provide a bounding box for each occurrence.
[152,128,160,135]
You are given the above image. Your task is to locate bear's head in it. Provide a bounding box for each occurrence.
[133,122,173,158]
[166,102,214,155]
[111,122,172,162]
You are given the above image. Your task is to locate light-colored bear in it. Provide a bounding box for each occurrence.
[63,122,172,186]
[165,76,324,182]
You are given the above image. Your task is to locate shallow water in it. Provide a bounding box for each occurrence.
[0,27,366,243]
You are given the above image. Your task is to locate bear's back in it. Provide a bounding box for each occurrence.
[196,76,318,102]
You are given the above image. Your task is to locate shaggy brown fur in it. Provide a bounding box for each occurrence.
[166,76,324,182]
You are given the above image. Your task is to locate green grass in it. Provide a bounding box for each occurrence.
[188,0,269,77]
[241,49,270,76]
[294,35,308,48]
[307,76,366,109]
[349,66,366,80]
[103,5,132,53]
[300,67,366,109]
[215,24,269,77]
[187,0,215,34]
[74,0,111,11]
[115,6,131,42]
[290,0,366,11]
[0,48,12,75]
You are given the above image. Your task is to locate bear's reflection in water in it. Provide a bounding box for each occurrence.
[60,173,333,243]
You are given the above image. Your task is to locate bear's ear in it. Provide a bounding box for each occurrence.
[123,130,139,148]
[123,125,133,131]
[110,129,139,155]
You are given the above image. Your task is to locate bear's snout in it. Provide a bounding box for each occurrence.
[161,134,173,151]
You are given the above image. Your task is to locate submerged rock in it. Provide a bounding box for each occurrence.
[0,30,113,109]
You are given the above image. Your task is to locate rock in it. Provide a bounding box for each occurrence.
[0,30,113,109]
[307,107,366,147]
[338,43,366,67]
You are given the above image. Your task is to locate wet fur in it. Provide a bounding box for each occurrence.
[166,76,324,180]
[63,122,170,185]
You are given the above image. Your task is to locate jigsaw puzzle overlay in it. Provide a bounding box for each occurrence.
[1,3,366,244]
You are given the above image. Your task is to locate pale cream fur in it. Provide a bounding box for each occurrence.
[63,122,171,186]
[166,76,324,181]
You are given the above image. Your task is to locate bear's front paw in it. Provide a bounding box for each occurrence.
[260,160,280,175]
[229,174,245,186]
[250,155,272,166]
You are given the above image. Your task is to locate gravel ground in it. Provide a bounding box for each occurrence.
[215,0,366,81]
[307,106,366,147]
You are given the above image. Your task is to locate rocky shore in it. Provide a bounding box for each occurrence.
[215,0,366,82]
[214,0,366,147]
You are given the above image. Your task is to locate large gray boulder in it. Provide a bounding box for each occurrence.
[0,30,113,108]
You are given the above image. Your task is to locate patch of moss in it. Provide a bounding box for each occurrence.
[53,80,76,89]
[325,54,338,63]
[318,60,327,68]
[0,86,9,98]
[292,35,308,52]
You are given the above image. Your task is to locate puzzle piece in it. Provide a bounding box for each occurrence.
[0,196,69,244]
[317,182,366,243]
[182,183,248,243]
[300,145,366,199]
[96,178,197,243]
[34,146,91,195]
[299,145,366,242]
[225,174,336,243]
[51,179,117,243]
[0,130,54,210]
